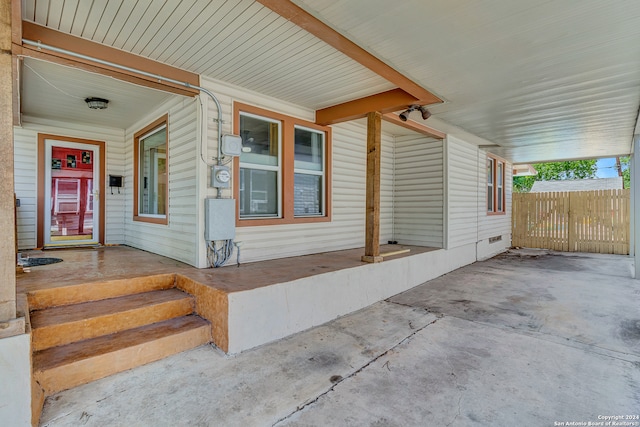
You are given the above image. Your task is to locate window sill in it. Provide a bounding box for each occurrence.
[486,211,506,216]
[237,215,331,227]
[133,215,168,225]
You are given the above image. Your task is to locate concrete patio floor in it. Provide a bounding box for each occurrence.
[39,250,640,426]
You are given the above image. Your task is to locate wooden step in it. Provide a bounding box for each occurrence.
[30,288,195,351]
[33,315,211,395]
[27,273,176,311]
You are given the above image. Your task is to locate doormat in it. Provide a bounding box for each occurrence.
[20,257,63,267]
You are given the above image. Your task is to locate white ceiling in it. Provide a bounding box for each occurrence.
[20,0,640,163]
[20,58,178,129]
[293,0,640,163]
[21,0,394,110]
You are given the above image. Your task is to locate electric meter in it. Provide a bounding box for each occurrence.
[216,169,231,183]
[211,165,231,188]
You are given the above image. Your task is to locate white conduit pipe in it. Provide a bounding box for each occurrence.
[21,38,225,163]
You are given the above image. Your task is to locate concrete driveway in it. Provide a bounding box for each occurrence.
[40,250,640,427]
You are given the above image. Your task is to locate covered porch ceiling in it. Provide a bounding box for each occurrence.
[17,0,640,164]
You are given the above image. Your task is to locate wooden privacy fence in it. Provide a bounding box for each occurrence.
[512,189,630,254]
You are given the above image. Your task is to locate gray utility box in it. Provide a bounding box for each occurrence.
[204,198,236,241]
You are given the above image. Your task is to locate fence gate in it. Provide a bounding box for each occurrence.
[512,189,630,255]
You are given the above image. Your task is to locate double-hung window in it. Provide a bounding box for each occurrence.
[234,103,331,225]
[487,154,506,215]
[294,126,325,217]
[238,113,281,218]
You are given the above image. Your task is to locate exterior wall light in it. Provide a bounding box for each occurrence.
[399,104,431,121]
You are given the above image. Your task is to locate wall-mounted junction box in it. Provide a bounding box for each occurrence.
[205,198,235,241]
[221,134,243,157]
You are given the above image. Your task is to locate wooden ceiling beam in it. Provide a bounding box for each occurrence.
[316,88,421,125]
[20,21,199,97]
[256,0,442,105]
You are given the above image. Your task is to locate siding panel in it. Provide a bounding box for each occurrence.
[393,136,443,247]
[447,136,479,248]
[198,77,396,264]
[234,120,372,262]
[124,97,199,266]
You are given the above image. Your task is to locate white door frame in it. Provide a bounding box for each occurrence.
[44,139,99,246]
[38,134,105,248]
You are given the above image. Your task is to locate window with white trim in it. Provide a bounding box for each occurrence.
[239,113,281,218]
[234,103,331,225]
[294,126,325,217]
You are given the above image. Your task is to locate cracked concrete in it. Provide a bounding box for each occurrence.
[40,251,640,426]
[273,315,442,425]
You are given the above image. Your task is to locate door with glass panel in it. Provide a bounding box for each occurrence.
[43,139,100,246]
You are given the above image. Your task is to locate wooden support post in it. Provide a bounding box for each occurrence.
[362,111,383,263]
[0,0,18,324]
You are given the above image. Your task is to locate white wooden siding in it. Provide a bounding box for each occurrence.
[393,135,444,247]
[199,76,393,263]
[234,120,387,263]
[380,132,394,243]
[446,135,479,249]
[123,97,199,266]
[13,118,126,249]
[14,127,38,250]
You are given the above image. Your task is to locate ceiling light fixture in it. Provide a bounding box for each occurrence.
[85,97,109,110]
[399,104,431,121]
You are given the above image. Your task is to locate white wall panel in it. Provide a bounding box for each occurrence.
[13,127,38,250]
[235,120,370,263]
[13,119,126,249]
[380,132,394,243]
[123,97,199,266]
[393,135,444,247]
[446,135,479,249]
[199,77,393,264]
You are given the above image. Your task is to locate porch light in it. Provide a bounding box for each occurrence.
[85,97,109,110]
[399,104,431,121]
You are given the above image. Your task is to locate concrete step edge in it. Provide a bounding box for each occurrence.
[31,289,196,351]
[34,316,211,395]
[27,273,177,310]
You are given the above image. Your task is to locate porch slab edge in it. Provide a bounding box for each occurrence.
[226,244,477,353]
